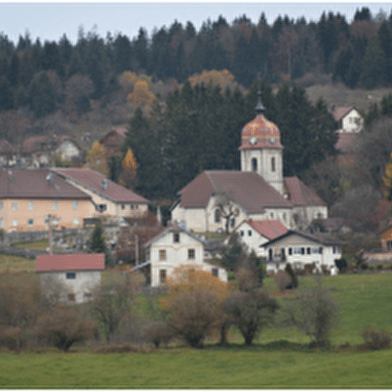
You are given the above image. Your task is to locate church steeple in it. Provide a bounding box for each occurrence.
[255,73,265,115]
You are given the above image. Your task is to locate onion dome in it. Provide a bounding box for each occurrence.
[239,90,282,150]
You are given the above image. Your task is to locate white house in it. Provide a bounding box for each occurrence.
[331,106,364,134]
[136,226,228,287]
[36,253,105,304]
[262,230,343,274]
[171,92,327,233]
[229,219,288,258]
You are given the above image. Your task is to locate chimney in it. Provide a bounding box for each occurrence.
[8,170,12,180]
[102,179,108,190]
[46,173,54,185]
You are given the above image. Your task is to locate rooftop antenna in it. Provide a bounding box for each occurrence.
[255,72,265,115]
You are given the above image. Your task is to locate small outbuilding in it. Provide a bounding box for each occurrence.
[36,253,105,304]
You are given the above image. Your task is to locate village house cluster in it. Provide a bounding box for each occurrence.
[0,95,365,298]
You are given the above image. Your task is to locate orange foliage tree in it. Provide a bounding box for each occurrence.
[188,69,236,90]
[127,80,156,106]
[85,141,109,177]
[160,265,229,348]
[119,148,139,189]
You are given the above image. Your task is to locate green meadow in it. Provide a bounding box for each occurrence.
[0,271,391,388]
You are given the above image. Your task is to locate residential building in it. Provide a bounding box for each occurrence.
[0,169,94,232]
[99,127,127,157]
[134,226,228,287]
[171,91,328,233]
[36,253,105,304]
[229,219,288,257]
[331,106,364,133]
[262,230,343,273]
[53,168,149,218]
[0,139,16,168]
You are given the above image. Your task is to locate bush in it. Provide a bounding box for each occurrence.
[143,321,174,348]
[93,342,151,354]
[361,325,391,350]
[285,263,298,288]
[274,270,292,292]
[0,326,25,351]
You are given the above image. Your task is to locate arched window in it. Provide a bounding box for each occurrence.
[271,157,276,172]
[251,157,258,172]
[214,208,221,223]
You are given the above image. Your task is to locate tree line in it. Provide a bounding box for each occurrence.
[0,7,391,117]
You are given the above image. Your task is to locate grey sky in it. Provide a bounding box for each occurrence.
[0,2,390,44]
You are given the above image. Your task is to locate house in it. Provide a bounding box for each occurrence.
[380,223,392,251]
[262,230,343,274]
[36,253,105,304]
[171,91,328,233]
[229,219,288,257]
[0,169,94,232]
[18,135,82,168]
[52,168,149,218]
[99,128,127,157]
[331,106,364,134]
[0,139,16,168]
[134,226,228,287]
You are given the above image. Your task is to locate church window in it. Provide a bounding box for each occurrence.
[214,209,221,223]
[271,157,276,172]
[251,157,258,172]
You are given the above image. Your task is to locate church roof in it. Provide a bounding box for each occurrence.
[246,219,288,240]
[239,114,282,151]
[178,171,292,213]
[284,176,327,207]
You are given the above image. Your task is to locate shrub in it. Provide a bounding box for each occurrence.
[304,263,316,275]
[93,342,151,354]
[0,326,25,351]
[274,270,292,292]
[143,321,174,348]
[361,325,391,350]
[285,263,298,288]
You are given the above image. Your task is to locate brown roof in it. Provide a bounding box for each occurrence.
[99,128,127,144]
[0,169,91,200]
[335,133,357,153]
[178,171,292,213]
[20,135,77,154]
[53,168,149,204]
[331,106,354,122]
[36,253,105,272]
[247,219,288,240]
[0,139,15,154]
[284,176,326,207]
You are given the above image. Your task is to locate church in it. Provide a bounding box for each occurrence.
[171,90,328,233]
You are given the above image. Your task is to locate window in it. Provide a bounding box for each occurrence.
[160,269,167,284]
[271,157,276,172]
[230,218,236,228]
[319,247,323,254]
[301,248,305,255]
[66,272,76,279]
[27,201,34,211]
[212,268,219,277]
[159,249,166,261]
[312,247,319,254]
[173,233,180,243]
[248,230,252,237]
[288,248,292,255]
[11,202,18,211]
[98,204,107,212]
[121,204,125,210]
[12,219,18,227]
[68,293,76,302]
[73,201,79,210]
[293,248,301,255]
[240,230,244,237]
[73,217,80,226]
[52,201,58,210]
[307,247,311,255]
[214,209,221,223]
[188,248,195,260]
[28,218,34,227]
[251,157,258,172]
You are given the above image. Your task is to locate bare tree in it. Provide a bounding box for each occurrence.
[281,277,340,347]
[214,193,240,234]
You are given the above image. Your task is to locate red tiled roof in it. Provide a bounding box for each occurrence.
[0,169,91,200]
[178,171,292,213]
[20,135,77,154]
[335,133,357,153]
[36,253,105,272]
[0,139,15,154]
[284,177,326,207]
[239,114,283,150]
[331,106,354,122]
[53,168,149,204]
[247,219,288,240]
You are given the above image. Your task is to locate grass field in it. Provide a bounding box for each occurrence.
[0,271,391,388]
[0,254,36,273]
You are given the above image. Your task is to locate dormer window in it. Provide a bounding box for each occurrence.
[102,179,108,190]
[271,157,276,172]
[251,157,258,172]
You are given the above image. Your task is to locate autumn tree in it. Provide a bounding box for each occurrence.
[85,140,109,177]
[214,193,240,234]
[160,266,229,348]
[119,148,139,190]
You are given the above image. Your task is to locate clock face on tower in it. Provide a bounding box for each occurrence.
[249,136,257,145]
[269,136,275,144]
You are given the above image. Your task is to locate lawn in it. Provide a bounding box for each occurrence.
[0,272,391,388]
[0,254,36,273]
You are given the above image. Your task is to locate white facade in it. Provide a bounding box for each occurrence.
[54,140,81,161]
[40,270,102,304]
[240,148,284,195]
[339,108,363,133]
[292,206,328,230]
[145,228,228,287]
[263,232,342,274]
